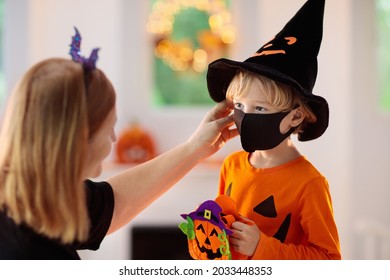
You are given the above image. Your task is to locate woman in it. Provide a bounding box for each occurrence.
[0,30,237,259]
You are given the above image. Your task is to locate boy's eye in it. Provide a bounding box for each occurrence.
[234,103,243,109]
[255,106,266,112]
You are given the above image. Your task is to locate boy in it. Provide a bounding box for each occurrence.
[206,0,341,259]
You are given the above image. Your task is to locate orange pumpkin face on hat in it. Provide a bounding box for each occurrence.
[207,0,328,141]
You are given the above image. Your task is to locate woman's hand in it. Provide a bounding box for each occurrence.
[230,216,261,257]
[187,100,238,158]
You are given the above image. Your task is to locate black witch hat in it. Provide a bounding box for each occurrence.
[207,0,328,141]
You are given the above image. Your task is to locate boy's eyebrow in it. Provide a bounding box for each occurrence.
[233,97,269,104]
[251,99,271,105]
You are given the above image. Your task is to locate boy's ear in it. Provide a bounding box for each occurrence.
[290,107,305,127]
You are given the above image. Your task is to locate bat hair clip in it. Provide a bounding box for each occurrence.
[69,27,99,71]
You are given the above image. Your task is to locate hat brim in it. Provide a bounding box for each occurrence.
[206,58,329,141]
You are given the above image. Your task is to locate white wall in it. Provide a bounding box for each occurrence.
[3,0,390,259]
[350,0,390,259]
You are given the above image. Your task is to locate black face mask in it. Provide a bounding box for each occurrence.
[234,108,295,152]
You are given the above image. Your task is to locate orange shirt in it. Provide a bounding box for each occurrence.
[218,151,341,260]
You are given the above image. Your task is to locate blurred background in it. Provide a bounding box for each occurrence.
[0,0,389,260]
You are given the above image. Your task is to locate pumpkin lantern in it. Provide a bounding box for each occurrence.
[115,121,156,164]
[179,195,251,260]
[179,200,232,260]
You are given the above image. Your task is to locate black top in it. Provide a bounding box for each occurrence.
[0,180,114,259]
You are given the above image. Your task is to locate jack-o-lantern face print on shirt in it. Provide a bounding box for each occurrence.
[225,183,291,243]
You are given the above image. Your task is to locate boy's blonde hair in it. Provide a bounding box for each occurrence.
[0,58,116,244]
[226,70,317,135]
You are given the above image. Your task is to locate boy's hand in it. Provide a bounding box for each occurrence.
[229,216,261,257]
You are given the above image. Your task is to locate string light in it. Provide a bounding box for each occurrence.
[147,0,235,72]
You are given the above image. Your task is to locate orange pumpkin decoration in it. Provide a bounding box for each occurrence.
[179,195,252,260]
[115,122,156,164]
[179,199,232,260]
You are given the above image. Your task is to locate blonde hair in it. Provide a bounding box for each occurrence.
[226,70,317,134]
[0,58,115,244]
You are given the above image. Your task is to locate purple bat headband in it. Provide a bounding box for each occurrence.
[69,27,99,71]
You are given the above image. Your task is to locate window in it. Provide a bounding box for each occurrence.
[147,0,234,107]
[376,0,390,110]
